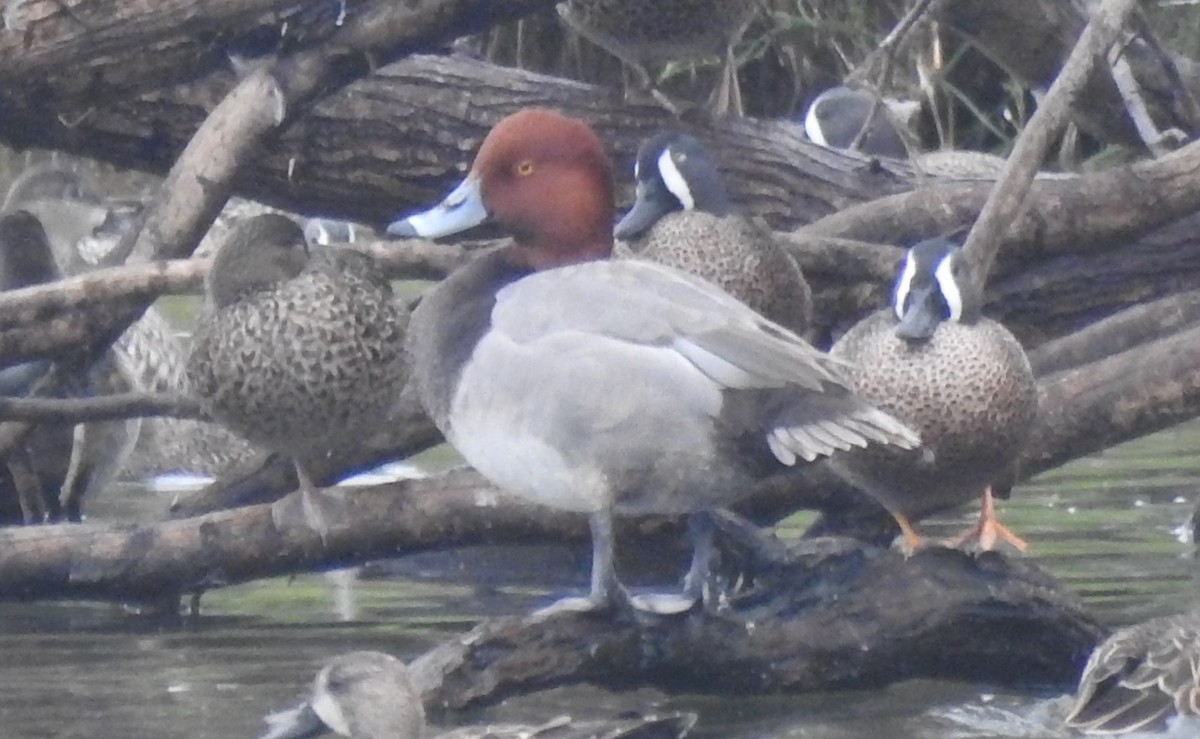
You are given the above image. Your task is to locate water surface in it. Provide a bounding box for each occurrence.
[2,420,1199,738]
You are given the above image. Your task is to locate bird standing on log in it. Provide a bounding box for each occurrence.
[187,214,408,539]
[830,237,1037,552]
[390,108,920,616]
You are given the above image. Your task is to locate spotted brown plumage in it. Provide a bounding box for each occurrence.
[830,237,1037,551]
[614,132,811,336]
[187,214,408,535]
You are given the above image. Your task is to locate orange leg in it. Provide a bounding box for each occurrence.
[891,511,927,554]
[948,486,1029,552]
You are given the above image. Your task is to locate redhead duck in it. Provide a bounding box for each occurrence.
[614,131,811,336]
[829,237,1037,551]
[1065,607,1200,734]
[389,109,919,615]
[186,214,408,535]
[556,0,755,116]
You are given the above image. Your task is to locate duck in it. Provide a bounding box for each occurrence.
[556,0,756,116]
[0,210,72,523]
[260,650,698,739]
[261,651,424,739]
[2,166,262,480]
[2,164,141,273]
[185,214,409,536]
[1065,608,1200,734]
[387,108,920,616]
[828,236,1037,552]
[802,86,913,159]
[613,131,812,336]
[0,208,142,522]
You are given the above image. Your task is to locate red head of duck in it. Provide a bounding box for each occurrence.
[389,109,615,271]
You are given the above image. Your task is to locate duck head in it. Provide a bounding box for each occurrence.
[3,167,140,271]
[207,213,309,308]
[893,237,982,342]
[803,86,911,159]
[388,108,615,270]
[614,131,731,239]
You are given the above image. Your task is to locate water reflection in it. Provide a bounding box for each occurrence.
[1,419,1197,738]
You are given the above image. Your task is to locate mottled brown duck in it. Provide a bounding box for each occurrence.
[186,214,408,537]
[614,131,812,336]
[830,236,1037,552]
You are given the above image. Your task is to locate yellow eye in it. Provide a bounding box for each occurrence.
[516,161,535,176]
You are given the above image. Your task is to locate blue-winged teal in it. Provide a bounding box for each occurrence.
[802,86,913,158]
[388,109,918,615]
[614,131,812,336]
[556,0,756,115]
[186,214,408,536]
[829,237,1037,551]
[1066,608,1200,734]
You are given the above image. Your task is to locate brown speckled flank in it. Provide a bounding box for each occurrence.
[187,215,408,478]
[830,309,1037,520]
[617,211,811,336]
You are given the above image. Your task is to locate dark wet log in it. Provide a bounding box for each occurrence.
[1021,321,1200,476]
[410,546,1104,704]
[1028,289,1200,376]
[0,0,328,103]
[0,466,1104,695]
[0,0,563,105]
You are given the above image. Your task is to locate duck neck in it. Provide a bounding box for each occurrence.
[507,233,612,270]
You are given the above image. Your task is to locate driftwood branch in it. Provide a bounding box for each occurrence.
[0,469,1103,699]
[959,0,1140,284]
[1027,289,1200,376]
[0,393,202,423]
[409,547,1102,707]
[1022,321,1200,476]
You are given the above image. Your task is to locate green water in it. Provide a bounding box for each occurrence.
[2,419,1198,738]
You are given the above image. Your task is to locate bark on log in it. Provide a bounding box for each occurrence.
[1027,288,1200,376]
[0,467,1104,697]
[405,546,1105,703]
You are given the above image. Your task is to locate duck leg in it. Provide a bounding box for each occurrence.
[891,510,927,554]
[534,510,627,618]
[9,449,49,523]
[630,511,711,615]
[270,460,339,545]
[947,486,1029,552]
